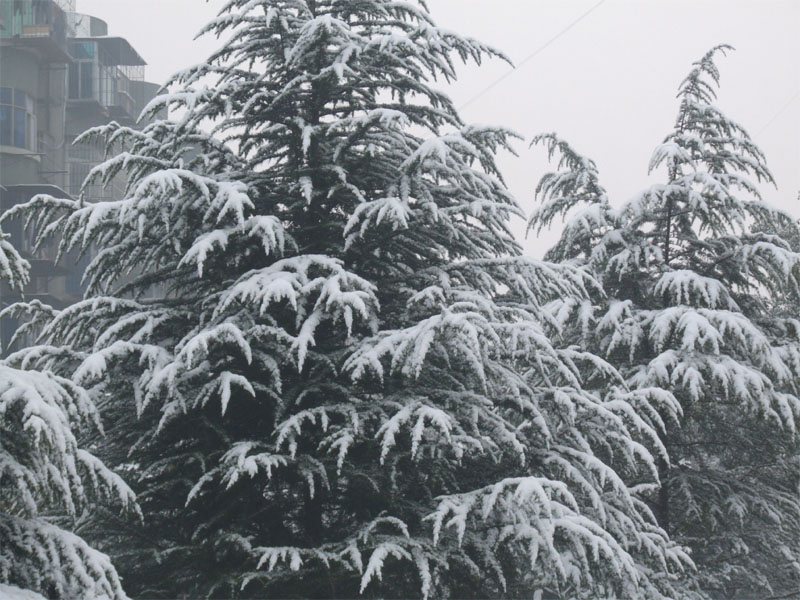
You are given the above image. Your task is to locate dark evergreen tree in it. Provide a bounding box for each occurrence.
[10,1,691,597]
[531,46,800,599]
[0,225,135,600]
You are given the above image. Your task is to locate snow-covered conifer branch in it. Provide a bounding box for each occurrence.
[532,46,800,597]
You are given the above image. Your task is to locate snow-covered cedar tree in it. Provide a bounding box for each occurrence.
[6,1,692,598]
[530,45,800,599]
[0,224,137,600]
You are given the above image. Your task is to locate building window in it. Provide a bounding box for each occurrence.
[80,61,93,98]
[68,62,79,97]
[68,59,96,100]
[0,87,36,150]
[0,106,10,146]
[68,41,98,101]
[70,41,96,60]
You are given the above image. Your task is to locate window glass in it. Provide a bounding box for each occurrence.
[80,61,93,99]
[0,89,35,149]
[70,41,96,60]
[0,105,10,145]
[27,114,35,151]
[13,107,26,147]
[68,63,79,98]
[99,65,115,106]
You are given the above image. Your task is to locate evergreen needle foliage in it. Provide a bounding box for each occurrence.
[531,45,800,599]
[0,225,136,600]
[5,1,692,598]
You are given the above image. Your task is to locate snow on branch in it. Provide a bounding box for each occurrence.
[0,517,129,600]
[0,226,30,294]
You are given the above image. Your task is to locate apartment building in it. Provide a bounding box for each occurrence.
[0,0,161,353]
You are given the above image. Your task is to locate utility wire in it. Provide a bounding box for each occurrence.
[458,0,608,111]
[755,90,800,138]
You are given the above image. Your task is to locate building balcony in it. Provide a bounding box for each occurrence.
[67,37,147,122]
[0,0,73,62]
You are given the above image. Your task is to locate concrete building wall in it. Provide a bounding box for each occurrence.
[0,47,40,92]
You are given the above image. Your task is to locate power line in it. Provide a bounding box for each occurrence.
[755,90,800,138]
[458,0,608,111]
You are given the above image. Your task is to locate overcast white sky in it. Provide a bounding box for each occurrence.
[78,0,799,257]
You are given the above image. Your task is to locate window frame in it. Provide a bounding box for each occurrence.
[0,87,37,150]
